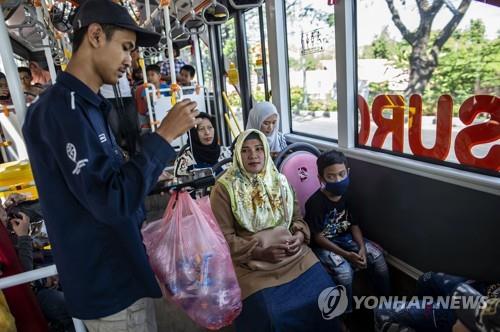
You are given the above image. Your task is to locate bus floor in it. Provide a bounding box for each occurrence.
[153,265,416,331]
[348,265,418,332]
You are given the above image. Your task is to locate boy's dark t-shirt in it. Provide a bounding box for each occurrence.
[305,189,357,243]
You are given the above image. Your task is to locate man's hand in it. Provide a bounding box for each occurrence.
[9,212,30,237]
[156,99,200,143]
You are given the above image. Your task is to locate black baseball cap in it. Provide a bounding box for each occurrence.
[72,0,160,47]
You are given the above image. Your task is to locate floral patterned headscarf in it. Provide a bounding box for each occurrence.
[217,129,294,233]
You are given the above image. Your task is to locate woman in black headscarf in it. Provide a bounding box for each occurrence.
[173,112,231,176]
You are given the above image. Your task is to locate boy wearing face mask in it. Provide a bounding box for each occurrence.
[305,150,390,313]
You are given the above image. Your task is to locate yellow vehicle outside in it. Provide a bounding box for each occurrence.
[0,160,39,201]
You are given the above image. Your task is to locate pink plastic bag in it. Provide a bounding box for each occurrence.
[142,192,242,330]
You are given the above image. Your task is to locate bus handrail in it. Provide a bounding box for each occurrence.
[0,264,86,332]
[0,264,57,290]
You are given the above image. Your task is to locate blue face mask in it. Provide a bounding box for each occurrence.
[324,175,350,196]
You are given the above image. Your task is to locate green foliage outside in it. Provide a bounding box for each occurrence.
[361,20,499,115]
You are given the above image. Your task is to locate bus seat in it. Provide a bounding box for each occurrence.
[213,157,232,180]
[278,150,320,216]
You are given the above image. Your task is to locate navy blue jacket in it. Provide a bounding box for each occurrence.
[23,72,174,319]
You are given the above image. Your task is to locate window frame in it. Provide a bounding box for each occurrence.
[352,0,500,178]
[266,0,499,195]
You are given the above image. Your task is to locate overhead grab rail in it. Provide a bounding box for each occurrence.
[183,0,206,35]
[169,0,190,42]
[141,6,162,29]
[202,0,229,26]
[1,0,22,20]
[4,3,37,29]
[6,3,57,51]
[228,0,264,10]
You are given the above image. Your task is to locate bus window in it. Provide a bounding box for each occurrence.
[221,18,245,132]
[244,6,271,103]
[356,0,499,173]
[285,0,336,140]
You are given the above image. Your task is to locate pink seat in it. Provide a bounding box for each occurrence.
[279,151,321,216]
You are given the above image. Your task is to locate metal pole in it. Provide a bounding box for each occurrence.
[192,34,204,87]
[145,0,151,22]
[335,0,356,149]
[35,2,57,82]
[258,6,270,101]
[208,25,230,146]
[265,0,291,133]
[162,4,177,84]
[141,7,160,28]
[0,5,28,129]
[234,11,252,127]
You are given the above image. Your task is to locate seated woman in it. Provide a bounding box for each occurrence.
[246,101,287,158]
[173,112,231,176]
[210,129,340,332]
[0,72,12,106]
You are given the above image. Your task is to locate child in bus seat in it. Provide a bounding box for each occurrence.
[305,150,390,313]
[178,64,196,87]
[135,64,170,117]
[144,64,169,97]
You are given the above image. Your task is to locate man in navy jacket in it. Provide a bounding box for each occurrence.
[22,0,200,330]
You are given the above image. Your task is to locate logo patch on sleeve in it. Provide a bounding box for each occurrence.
[66,143,89,175]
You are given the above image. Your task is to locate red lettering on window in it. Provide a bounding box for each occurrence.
[455,95,500,171]
[371,95,405,153]
[357,95,370,145]
[408,95,453,160]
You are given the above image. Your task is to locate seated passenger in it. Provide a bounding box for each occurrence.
[131,67,144,90]
[160,46,186,83]
[1,194,75,331]
[0,198,50,332]
[18,67,44,103]
[173,112,231,176]
[305,150,390,313]
[136,64,169,117]
[374,271,500,332]
[29,61,52,86]
[144,64,169,97]
[178,64,196,87]
[246,101,287,158]
[210,129,340,332]
[0,72,12,106]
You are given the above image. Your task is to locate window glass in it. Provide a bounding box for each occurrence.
[221,19,245,136]
[285,0,337,139]
[356,0,499,173]
[244,7,271,103]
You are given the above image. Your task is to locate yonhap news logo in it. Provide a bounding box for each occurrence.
[318,285,349,320]
[317,285,488,320]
